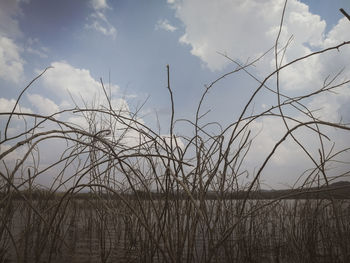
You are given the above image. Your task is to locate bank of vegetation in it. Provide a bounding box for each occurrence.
[3,181,350,202]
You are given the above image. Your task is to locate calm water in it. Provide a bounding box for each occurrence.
[2,199,350,262]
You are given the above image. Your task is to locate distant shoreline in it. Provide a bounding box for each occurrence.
[3,181,350,201]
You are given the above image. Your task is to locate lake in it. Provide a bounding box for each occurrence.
[2,198,350,262]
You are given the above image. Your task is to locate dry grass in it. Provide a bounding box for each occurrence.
[1,2,350,262]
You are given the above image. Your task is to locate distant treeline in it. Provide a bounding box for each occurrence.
[2,181,350,200]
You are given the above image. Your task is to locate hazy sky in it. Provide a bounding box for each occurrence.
[1,0,350,189]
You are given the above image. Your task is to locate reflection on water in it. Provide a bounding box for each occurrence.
[2,199,350,262]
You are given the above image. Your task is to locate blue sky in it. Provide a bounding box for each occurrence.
[1,0,350,188]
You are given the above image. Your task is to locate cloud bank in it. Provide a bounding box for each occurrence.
[170,0,350,187]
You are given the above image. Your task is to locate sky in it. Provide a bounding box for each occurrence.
[1,0,350,189]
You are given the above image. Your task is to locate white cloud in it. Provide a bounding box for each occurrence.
[242,107,350,188]
[0,36,24,83]
[39,61,106,103]
[0,143,27,163]
[323,18,350,46]
[27,93,60,116]
[0,97,32,113]
[0,1,27,83]
[86,20,117,39]
[172,0,327,72]
[26,47,48,58]
[171,0,350,121]
[91,11,108,22]
[160,134,185,150]
[155,19,177,32]
[38,61,127,111]
[37,62,142,144]
[0,97,33,138]
[174,0,282,71]
[91,0,109,11]
[0,1,47,69]
[86,0,117,39]
[245,117,305,171]
[173,0,350,92]
[0,62,146,180]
